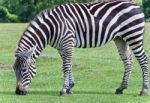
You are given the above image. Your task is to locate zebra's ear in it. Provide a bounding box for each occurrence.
[17,46,36,59]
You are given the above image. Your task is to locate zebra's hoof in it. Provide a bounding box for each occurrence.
[139,91,148,96]
[59,91,69,96]
[66,89,72,94]
[115,88,123,94]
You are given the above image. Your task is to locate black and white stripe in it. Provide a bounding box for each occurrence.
[13,0,148,96]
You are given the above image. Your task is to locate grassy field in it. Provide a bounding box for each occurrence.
[0,22,150,103]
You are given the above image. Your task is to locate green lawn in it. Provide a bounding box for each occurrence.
[0,22,150,103]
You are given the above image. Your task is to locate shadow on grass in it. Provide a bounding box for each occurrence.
[73,90,139,97]
[29,90,59,96]
[0,90,137,97]
[29,90,115,96]
[0,90,59,96]
[1,91,58,96]
[73,90,113,95]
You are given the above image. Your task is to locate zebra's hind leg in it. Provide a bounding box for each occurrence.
[58,44,75,96]
[114,37,132,95]
[127,36,149,96]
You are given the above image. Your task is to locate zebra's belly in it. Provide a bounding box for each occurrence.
[73,33,114,48]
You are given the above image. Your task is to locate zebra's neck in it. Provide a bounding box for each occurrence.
[15,21,48,61]
[15,9,59,60]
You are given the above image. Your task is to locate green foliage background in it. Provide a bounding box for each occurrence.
[0,0,92,22]
[0,0,150,22]
[143,0,150,19]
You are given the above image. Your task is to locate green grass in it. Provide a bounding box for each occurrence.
[0,22,150,103]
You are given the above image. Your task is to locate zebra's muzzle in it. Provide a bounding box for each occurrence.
[15,85,27,95]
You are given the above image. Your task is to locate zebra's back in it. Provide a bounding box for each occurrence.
[50,1,144,48]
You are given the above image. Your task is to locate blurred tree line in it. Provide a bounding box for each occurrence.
[143,0,150,20]
[0,0,150,22]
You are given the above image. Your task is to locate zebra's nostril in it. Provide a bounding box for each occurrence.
[15,85,27,95]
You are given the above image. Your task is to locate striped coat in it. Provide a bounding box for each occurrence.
[14,0,148,96]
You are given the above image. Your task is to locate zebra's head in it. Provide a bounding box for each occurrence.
[13,47,36,95]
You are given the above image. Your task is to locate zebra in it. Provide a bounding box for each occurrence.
[13,0,149,96]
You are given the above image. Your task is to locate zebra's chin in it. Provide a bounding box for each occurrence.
[15,84,28,95]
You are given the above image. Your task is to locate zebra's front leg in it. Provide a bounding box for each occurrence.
[114,37,132,94]
[66,68,75,94]
[58,46,75,96]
